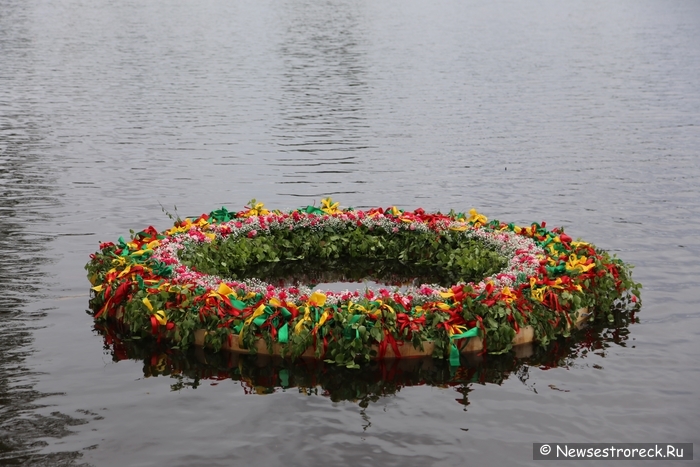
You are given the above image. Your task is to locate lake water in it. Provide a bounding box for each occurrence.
[1,0,699,465]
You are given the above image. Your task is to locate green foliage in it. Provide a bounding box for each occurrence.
[178,227,507,286]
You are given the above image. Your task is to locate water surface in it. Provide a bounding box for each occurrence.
[1,0,699,465]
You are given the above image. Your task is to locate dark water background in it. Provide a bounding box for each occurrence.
[1,0,699,465]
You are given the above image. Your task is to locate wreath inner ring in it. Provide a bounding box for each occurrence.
[176,219,510,290]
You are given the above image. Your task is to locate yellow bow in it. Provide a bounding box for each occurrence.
[467,208,488,226]
[321,198,340,214]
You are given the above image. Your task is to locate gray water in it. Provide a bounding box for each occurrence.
[1,0,699,465]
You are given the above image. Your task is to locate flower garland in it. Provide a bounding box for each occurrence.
[86,199,640,368]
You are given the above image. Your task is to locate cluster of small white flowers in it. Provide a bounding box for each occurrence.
[148,210,545,306]
[206,211,441,240]
[463,228,543,292]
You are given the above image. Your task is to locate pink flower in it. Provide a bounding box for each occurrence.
[247,230,257,238]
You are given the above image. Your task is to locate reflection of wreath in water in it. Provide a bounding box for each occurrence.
[86,199,640,368]
[95,306,637,401]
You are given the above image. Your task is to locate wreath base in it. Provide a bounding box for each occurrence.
[191,307,589,359]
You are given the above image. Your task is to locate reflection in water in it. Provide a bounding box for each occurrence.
[273,1,369,198]
[95,310,637,407]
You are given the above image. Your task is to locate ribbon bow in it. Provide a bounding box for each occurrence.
[320,198,340,214]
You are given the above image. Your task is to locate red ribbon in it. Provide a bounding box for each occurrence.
[378,330,401,359]
[150,315,159,335]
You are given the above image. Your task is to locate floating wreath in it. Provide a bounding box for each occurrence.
[86,199,640,368]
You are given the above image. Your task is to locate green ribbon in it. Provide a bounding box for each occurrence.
[449,326,479,366]
[303,205,324,215]
[151,261,173,278]
[278,323,289,344]
[210,207,233,223]
[343,315,363,340]
[546,264,567,276]
[251,305,293,341]
[253,306,272,326]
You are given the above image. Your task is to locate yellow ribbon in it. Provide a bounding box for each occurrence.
[165,219,193,235]
[348,301,381,318]
[566,254,595,273]
[529,278,546,302]
[320,198,340,214]
[316,310,330,328]
[294,292,329,335]
[446,324,468,337]
[131,249,152,257]
[243,202,269,217]
[294,307,312,335]
[531,287,546,302]
[467,208,488,226]
[500,286,516,304]
[309,291,327,307]
[217,282,236,297]
[571,240,591,249]
[243,304,266,328]
[154,310,167,326]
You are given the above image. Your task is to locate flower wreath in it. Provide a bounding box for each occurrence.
[86,199,640,368]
